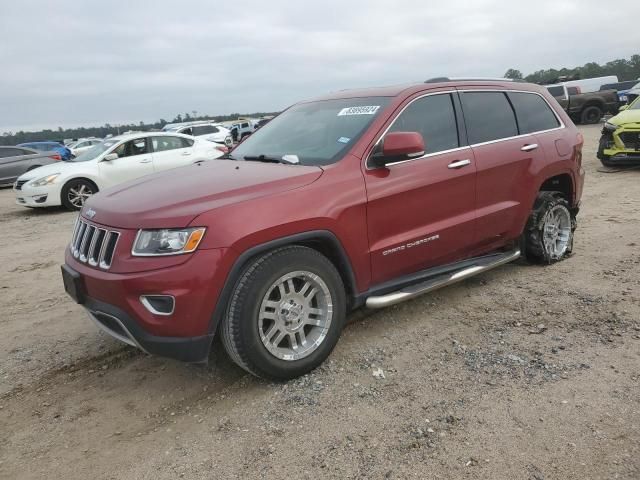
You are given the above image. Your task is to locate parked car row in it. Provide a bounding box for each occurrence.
[162,121,233,147]
[13,132,224,210]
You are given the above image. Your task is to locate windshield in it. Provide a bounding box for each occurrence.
[630,97,640,110]
[230,97,391,166]
[70,139,119,162]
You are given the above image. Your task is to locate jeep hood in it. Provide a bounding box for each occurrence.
[85,160,323,229]
[609,109,640,127]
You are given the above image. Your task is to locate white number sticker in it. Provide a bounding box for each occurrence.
[337,106,380,116]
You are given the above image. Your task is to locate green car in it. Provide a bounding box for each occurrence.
[598,97,640,167]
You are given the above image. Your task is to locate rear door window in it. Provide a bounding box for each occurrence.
[507,92,560,134]
[152,136,192,152]
[388,93,459,154]
[460,91,518,144]
[192,125,215,136]
[0,148,25,158]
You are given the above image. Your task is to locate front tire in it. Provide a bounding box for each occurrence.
[61,178,98,211]
[220,246,346,380]
[524,192,575,264]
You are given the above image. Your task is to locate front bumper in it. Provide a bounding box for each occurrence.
[14,183,61,207]
[84,295,213,362]
[63,245,232,363]
[602,127,640,164]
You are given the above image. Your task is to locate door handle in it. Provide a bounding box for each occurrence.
[181,151,192,156]
[521,144,539,152]
[139,158,152,163]
[447,159,471,169]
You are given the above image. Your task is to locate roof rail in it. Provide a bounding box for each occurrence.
[425,77,526,83]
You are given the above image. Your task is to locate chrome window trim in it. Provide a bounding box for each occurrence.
[365,88,565,170]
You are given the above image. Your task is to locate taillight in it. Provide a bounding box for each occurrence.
[49,154,62,161]
[215,145,229,154]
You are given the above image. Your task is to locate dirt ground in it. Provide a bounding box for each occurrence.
[0,124,638,479]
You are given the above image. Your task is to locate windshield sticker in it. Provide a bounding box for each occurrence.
[337,137,351,144]
[337,106,380,116]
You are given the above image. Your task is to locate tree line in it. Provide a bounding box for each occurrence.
[0,111,280,146]
[504,53,640,85]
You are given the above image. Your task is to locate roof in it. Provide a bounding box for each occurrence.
[305,79,542,102]
[109,131,193,142]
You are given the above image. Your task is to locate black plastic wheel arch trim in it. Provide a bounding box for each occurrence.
[207,230,360,335]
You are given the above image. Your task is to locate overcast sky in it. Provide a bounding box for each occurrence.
[1,0,638,132]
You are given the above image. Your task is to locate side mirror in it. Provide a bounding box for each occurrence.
[103,153,118,161]
[369,131,425,168]
[619,104,629,111]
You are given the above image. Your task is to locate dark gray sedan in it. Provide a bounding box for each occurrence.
[0,146,60,187]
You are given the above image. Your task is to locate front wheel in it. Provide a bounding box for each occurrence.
[524,192,576,264]
[61,178,98,211]
[220,246,346,380]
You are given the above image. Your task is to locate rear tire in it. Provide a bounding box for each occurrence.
[524,192,576,264]
[220,246,346,380]
[580,105,603,125]
[61,178,98,211]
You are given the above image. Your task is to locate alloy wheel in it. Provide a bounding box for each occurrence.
[258,270,333,361]
[542,205,572,260]
[68,183,94,208]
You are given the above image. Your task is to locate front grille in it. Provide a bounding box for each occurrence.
[619,131,640,150]
[70,217,120,269]
[14,180,27,190]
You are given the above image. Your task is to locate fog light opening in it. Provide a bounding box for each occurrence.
[140,295,175,316]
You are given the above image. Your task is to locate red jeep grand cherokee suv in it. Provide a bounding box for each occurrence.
[62,78,585,380]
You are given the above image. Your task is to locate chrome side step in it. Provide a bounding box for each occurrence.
[365,249,521,309]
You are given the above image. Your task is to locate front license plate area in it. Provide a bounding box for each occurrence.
[61,264,86,304]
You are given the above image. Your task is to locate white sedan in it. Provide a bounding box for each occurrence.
[14,132,225,210]
[68,138,103,157]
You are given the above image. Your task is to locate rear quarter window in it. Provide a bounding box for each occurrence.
[460,91,518,144]
[546,86,565,98]
[507,92,560,134]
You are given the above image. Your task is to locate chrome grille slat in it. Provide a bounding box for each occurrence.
[88,229,106,266]
[79,226,95,262]
[69,218,119,270]
[73,222,87,257]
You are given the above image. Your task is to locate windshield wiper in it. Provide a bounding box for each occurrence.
[243,154,299,165]
[219,153,237,160]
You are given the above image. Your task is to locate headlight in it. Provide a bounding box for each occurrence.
[29,173,60,187]
[603,122,618,131]
[132,227,206,256]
